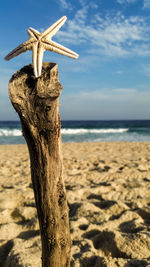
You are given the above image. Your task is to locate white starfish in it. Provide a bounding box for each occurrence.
[5,16,79,77]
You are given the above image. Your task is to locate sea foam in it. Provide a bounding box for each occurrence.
[0,129,22,136]
[61,128,129,135]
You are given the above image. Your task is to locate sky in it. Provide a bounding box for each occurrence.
[0,0,150,120]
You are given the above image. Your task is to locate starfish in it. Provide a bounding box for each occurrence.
[5,16,79,77]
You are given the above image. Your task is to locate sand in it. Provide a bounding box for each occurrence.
[0,142,150,267]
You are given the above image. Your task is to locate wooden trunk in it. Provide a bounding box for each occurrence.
[9,63,71,267]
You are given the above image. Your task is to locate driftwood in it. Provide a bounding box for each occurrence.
[9,62,71,267]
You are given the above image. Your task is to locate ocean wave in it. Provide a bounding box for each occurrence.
[0,129,22,136]
[61,128,129,135]
[0,128,129,137]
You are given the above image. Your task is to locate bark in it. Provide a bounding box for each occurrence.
[9,62,71,267]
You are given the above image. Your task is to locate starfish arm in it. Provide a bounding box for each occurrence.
[32,43,38,77]
[5,40,33,61]
[27,28,41,39]
[43,39,79,59]
[37,45,45,77]
[41,16,67,40]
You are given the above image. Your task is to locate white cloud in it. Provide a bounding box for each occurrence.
[90,2,99,9]
[60,88,150,120]
[58,0,73,10]
[143,0,150,8]
[56,8,150,58]
[116,70,123,75]
[79,0,86,6]
[116,0,137,4]
[77,88,137,100]
[142,63,150,76]
[117,0,150,10]
[114,88,137,93]
[79,0,99,9]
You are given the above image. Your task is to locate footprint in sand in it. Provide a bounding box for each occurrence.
[81,255,106,267]
[0,240,14,267]
[68,202,82,218]
[87,193,116,210]
[83,230,128,258]
[119,219,144,234]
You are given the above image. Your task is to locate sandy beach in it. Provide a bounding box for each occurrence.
[0,142,150,266]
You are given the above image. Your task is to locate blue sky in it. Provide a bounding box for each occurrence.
[0,0,150,120]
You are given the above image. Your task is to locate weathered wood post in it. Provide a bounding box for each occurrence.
[9,62,71,267]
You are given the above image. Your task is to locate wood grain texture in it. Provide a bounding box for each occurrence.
[9,62,71,267]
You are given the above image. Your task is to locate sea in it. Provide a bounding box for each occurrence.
[0,120,150,145]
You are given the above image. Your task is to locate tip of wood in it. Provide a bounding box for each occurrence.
[10,62,58,83]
